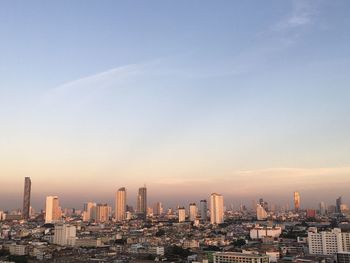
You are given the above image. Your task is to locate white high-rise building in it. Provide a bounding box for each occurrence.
[45,196,61,223]
[256,204,268,220]
[308,228,350,255]
[178,207,186,222]
[189,203,197,221]
[53,224,76,246]
[210,193,224,224]
[115,187,126,221]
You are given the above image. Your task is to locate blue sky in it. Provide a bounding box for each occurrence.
[0,0,350,210]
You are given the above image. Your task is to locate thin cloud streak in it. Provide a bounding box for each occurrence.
[272,0,318,31]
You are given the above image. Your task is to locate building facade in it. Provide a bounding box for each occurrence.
[137,186,147,219]
[45,196,61,224]
[200,199,207,222]
[22,177,31,220]
[53,224,76,246]
[189,203,197,221]
[210,193,224,224]
[294,192,301,211]
[213,252,269,263]
[308,228,350,255]
[178,207,186,222]
[115,187,126,221]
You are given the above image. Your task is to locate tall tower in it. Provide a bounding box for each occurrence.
[22,177,31,219]
[153,202,163,216]
[96,204,109,223]
[210,193,224,224]
[83,202,96,222]
[137,186,147,219]
[256,204,268,220]
[115,187,127,221]
[200,200,207,222]
[294,191,301,211]
[178,207,186,222]
[336,196,343,213]
[45,196,61,223]
[189,203,197,221]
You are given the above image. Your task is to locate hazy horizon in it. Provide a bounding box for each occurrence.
[1,1,350,211]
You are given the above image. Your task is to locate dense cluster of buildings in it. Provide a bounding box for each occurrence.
[0,177,349,263]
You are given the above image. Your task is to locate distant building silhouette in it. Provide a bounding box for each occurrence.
[137,186,147,220]
[22,177,31,220]
[200,200,207,222]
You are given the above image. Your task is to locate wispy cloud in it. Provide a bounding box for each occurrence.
[42,62,150,106]
[272,0,318,32]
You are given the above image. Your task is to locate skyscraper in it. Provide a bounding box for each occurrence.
[200,200,207,222]
[294,191,301,211]
[256,204,268,220]
[83,202,96,222]
[178,207,186,222]
[210,193,224,224]
[22,177,31,220]
[319,202,326,216]
[153,202,163,216]
[189,203,197,221]
[336,196,343,213]
[96,204,109,223]
[115,187,126,221]
[137,186,147,220]
[45,196,61,223]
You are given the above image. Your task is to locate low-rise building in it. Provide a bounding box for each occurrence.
[213,252,269,263]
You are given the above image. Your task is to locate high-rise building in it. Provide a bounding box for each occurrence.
[336,196,343,213]
[45,196,61,223]
[200,200,207,222]
[259,198,269,212]
[308,228,350,255]
[153,202,163,216]
[178,207,186,222]
[96,204,109,223]
[256,204,267,220]
[137,186,147,219]
[189,203,197,221]
[115,187,126,221]
[294,191,301,211]
[319,202,327,216]
[22,177,31,220]
[83,202,96,222]
[53,224,76,246]
[210,193,224,224]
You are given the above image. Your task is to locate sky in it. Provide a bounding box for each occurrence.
[0,0,350,211]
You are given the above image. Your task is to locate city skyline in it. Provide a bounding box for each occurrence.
[0,176,349,211]
[6,177,350,219]
[1,1,350,210]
